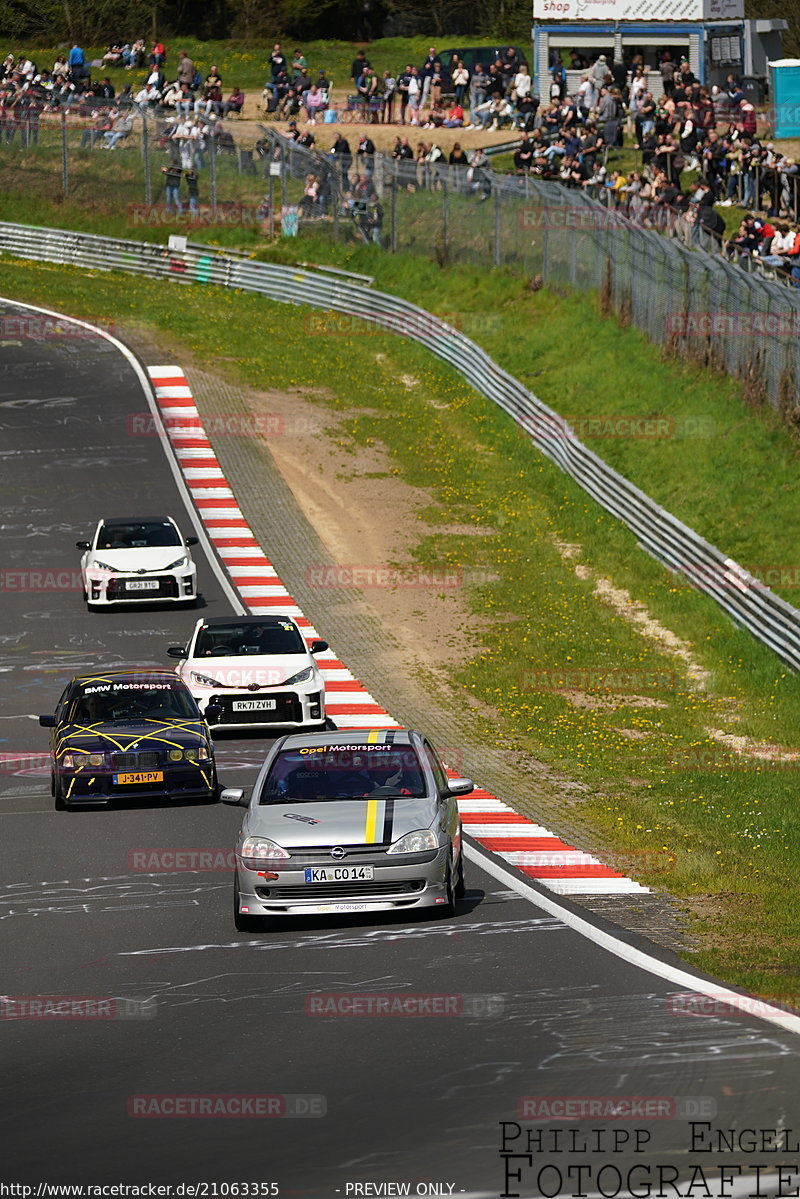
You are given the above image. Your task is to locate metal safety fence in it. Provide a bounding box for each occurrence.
[1,217,799,672]
[261,126,800,413]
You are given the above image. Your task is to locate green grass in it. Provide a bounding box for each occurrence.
[1,248,800,995]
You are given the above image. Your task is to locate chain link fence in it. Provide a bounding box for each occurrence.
[263,127,800,411]
[1,106,799,409]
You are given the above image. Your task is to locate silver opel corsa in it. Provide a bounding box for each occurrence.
[222,729,473,931]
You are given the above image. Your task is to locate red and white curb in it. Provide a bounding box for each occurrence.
[148,365,649,897]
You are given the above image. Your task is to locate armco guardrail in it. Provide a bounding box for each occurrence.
[3,218,800,672]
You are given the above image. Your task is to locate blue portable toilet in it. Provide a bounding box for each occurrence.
[769,59,800,138]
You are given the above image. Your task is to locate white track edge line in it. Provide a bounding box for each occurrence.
[0,297,247,617]
[464,840,800,1037]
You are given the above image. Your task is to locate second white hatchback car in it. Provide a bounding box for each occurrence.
[168,615,329,732]
[77,516,198,608]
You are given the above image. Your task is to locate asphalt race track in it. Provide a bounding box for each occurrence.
[1,300,800,1197]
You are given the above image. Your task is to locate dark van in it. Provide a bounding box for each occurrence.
[436,45,528,86]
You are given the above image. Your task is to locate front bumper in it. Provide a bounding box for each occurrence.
[235,845,450,915]
[85,567,197,605]
[57,762,215,804]
[195,688,324,730]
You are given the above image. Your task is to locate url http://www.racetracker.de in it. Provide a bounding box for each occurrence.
[1,1187,281,1197]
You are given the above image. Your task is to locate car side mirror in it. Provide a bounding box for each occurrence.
[186,536,199,546]
[310,640,329,654]
[448,777,474,796]
[75,540,91,550]
[39,715,56,728]
[220,788,247,806]
[167,645,187,659]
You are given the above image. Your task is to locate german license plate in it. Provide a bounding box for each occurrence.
[232,699,277,712]
[304,865,374,883]
[114,771,164,784]
[125,580,159,591]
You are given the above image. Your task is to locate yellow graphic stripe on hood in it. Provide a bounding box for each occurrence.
[364,798,385,844]
[56,719,206,755]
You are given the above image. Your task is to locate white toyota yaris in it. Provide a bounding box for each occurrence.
[77,516,199,608]
[168,615,329,732]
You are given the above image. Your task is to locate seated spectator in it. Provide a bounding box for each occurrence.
[80,108,113,148]
[443,102,463,128]
[195,67,222,117]
[424,103,446,128]
[304,83,324,123]
[134,82,160,108]
[279,88,301,121]
[102,110,132,149]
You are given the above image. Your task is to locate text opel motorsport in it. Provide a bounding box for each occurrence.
[40,671,217,809]
[221,728,473,931]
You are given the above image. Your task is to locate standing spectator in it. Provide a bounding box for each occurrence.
[350,50,369,87]
[292,49,307,80]
[449,142,468,166]
[381,71,396,123]
[514,131,534,172]
[513,62,532,104]
[177,52,194,87]
[330,131,352,184]
[407,66,422,125]
[357,132,375,176]
[184,169,200,215]
[591,55,609,88]
[419,47,437,110]
[468,146,492,200]
[659,51,677,99]
[68,43,85,80]
[452,61,469,107]
[468,62,488,126]
[264,44,287,102]
[576,74,597,120]
[162,161,182,213]
[396,64,412,125]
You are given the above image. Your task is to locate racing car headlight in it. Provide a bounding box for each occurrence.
[62,752,105,769]
[93,561,119,573]
[184,746,210,762]
[192,672,221,688]
[168,746,211,762]
[386,829,439,855]
[241,837,290,866]
[164,556,189,570]
[282,666,314,687]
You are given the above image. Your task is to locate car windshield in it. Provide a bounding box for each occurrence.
[69,683,200,724]
[194,621,305,657]
[260,746,427,803]
[96,520,181,549]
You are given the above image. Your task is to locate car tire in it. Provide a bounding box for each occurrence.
[233,877,263,933]
[54,774,67,811]
[455,847,466,899]
[438,862,457,917]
